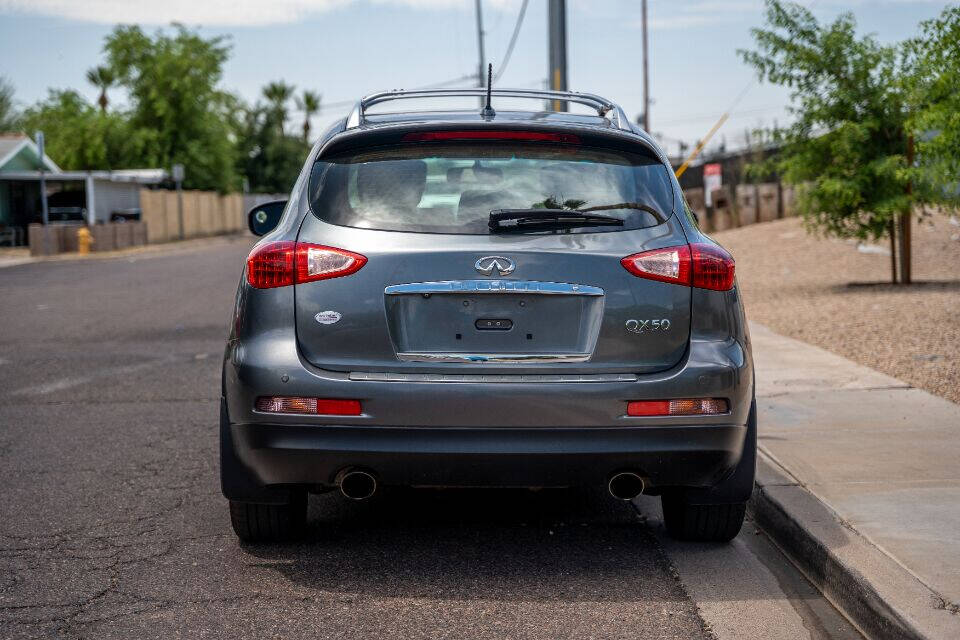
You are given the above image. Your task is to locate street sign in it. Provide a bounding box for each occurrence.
[171,164,185,183]
[704,163,722,207]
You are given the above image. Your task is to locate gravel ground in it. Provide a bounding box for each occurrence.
[714,212,960,404]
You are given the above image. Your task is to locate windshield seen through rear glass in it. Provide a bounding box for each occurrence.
[308,142,674,234]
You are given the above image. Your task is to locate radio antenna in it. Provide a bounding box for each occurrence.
[481,63,496,118]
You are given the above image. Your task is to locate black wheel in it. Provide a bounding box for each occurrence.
[229,493,306,543]
[661,495,746,542]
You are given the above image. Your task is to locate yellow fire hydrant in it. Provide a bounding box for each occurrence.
[77,227,94,255]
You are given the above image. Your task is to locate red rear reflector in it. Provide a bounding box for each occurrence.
[247,242,366,289]
[626,400,671,416]
[255,397,363,416]
[402,130,580,144]
[627,398,728,417]
[621,242,734,291]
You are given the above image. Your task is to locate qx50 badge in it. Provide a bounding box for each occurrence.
[626,318,671,334]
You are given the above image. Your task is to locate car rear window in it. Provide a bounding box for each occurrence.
[308,142,674,234]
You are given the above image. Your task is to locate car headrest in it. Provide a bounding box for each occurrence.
[457,190,517,216]
[357,160,427,210]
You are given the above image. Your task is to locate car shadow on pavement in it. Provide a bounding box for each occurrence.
[237,486,775,603]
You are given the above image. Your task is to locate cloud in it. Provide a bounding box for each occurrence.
[646,0,762,31]
[643,0,946,31]
[0,0,513,26]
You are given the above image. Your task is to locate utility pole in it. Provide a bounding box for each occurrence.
[475,0,486,108]
[172,163,185,241]
[641,0,650,131]
[36,131,49,226]
[899,134,914,284]
[548,0,568,111]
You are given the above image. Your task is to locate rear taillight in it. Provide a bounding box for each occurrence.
[620,245,691,286]
[402,130,580,144]
[621,242,735,291]
[690,243,736,291]
[246,241,295,289]
[255,396,363,416]
[246,242,367,289]
[627,398,728,417]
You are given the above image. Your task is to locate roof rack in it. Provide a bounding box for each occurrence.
[345,88,633,132]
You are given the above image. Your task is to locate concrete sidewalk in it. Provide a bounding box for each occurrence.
[750,323,960,639]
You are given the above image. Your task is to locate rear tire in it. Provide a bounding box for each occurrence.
[229,493,306,543]
[661,495,746,542]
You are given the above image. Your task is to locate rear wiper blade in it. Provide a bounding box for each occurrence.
[489,208,624,232]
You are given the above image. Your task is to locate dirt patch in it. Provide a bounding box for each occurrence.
[713,213,960,404]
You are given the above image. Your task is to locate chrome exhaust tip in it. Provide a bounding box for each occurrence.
[607,472,646,501]
[337,469,378,500]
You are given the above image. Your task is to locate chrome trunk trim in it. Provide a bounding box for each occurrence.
[349,371,638,383]
[385,280,603,296]
[394,352,591,364]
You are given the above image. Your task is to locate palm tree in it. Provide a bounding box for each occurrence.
[295,90,322,142]
[86,66,115,114]
[0,77,17,130]
[262,81,295,135]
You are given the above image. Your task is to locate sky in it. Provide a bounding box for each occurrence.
[0,0,953,157]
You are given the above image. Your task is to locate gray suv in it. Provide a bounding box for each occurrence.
[222,89,755,544]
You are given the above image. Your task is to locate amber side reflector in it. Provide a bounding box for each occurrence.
[255,396,362,416]
[627,398,728,417]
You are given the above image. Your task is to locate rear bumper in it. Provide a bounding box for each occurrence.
[229,421,747,490]
[221,306,754,498]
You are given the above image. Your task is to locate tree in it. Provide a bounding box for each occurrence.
[19,90,148,170]
[295,90,321,142]
[262,81,295,136]
[904,7,960,205]
[233,99,309,194]
[104,25,239,192]
[739,0,934,283]
[85,65,115,113]
[0,76,17,131]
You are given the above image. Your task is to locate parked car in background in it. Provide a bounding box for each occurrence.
[221,89,756,544]
[110,208,142,222]
[45,189,86,223]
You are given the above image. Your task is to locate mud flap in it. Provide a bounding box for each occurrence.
[220,398,294,504]
[679,398,757,505]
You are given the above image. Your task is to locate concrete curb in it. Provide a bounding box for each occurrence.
[749,453,958,640]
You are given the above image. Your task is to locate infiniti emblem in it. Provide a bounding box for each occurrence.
[475,256,516,276]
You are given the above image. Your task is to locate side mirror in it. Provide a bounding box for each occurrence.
[247,200,287,236]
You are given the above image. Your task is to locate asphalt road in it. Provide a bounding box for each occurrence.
[0,238,862,639]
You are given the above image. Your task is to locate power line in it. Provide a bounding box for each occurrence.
[493,0,529,83]
[674,0,822,176]
[657,104,785,126]
[309,73,477,115]
[414,74,480,90]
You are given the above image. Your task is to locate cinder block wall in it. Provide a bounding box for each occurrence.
[683,181,792,234]
[139,189,247,244]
